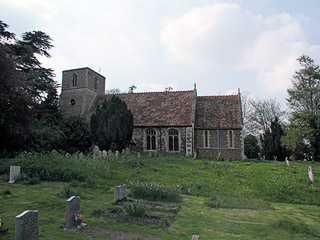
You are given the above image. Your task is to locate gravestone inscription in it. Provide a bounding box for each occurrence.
[14,210,38,240]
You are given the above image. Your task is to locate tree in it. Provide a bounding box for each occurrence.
[128,85,136,93]
[245,98,286,136]
[106,88,122,94]
[244,134,260,159]
[90,96,134,151]
[260,117,287,161]
[284,55,320,161]
[165,86,173,91]
[60,116,91,153]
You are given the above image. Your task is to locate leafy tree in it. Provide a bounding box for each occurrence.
[90,96,134,151]
[284,55,320,161]
[106,88,122,94]
[60,116,91,153]
[260,117,287,161]
[244,134,260,159]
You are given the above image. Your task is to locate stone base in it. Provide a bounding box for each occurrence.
[8,180,15,184]
[0,228,8,236]
[64,223,87,232]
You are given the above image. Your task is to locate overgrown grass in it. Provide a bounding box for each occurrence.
[123,200,150,217]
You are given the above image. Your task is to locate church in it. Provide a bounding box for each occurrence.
[59,67,244,159]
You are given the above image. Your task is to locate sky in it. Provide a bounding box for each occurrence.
[1,0,320,108]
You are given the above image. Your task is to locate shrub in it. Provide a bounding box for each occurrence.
[129,181,182,202]
[58,184,78,198]
[123,200,149,217]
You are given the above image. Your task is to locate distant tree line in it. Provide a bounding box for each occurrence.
[243,55,320,161]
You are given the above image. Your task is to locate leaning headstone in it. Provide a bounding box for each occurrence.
[309,166,315,183]
[65,153,71,159]
[14,210,38,240]
[115,150,119,157]
[191,235,200,240]
[102,150,108,159]
[285,157,290,167]
[51,149,60,159]
[9,166,20,184]
[137,152,141,159]
[65,196,86,232]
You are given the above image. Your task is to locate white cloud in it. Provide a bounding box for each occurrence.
[160,3,320,94]
[4,0,57,21]
[136,82,178,92]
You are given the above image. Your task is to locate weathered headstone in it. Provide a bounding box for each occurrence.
[108,150,113,156]
[193,152,197,159]
[102,150,108,159]
[65,196,86,232]
[137,152,141,159]
[114,184,127,203]
[72,152,79,159]
[149,151,152,158]
[285,157,289,167]
[14,210,38,240]
[9,166,20,184]
[126,147,130,155]
[93,146,101,160]
[65,153,71,159]
[51,149,60,159]
[191,235,200,240]
[79,152,84,159]
[309,166,315,183]
[115,150,119,157]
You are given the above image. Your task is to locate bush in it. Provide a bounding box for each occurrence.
[58,184,78,198]
[123,200,149,217]
[129,181,182,202]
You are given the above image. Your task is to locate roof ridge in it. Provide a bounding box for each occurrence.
[198,94,238,98]
[106,90,194,96]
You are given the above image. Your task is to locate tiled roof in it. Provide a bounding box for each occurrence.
[195,95,242,129]
[88,91,195,126]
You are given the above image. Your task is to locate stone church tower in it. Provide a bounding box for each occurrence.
[59,67,105,118]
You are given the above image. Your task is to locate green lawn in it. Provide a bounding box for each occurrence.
[0,154,319,239]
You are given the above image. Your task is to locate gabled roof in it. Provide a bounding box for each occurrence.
[88,91,195,127]
[195,95,242,129]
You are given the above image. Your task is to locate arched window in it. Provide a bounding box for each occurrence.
[146,129,156,150]
[94,77,98,90]
[72,74,78,87]
[168,129,179,151]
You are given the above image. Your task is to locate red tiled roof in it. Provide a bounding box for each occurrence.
[88,91,194,126]
[195,95,242,129]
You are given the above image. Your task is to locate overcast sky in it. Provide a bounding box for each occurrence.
[1,0,320,107]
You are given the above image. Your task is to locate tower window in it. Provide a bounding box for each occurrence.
[168,129,179,151]
[72,74,78,87]
[94,77,98,90]
[203,130,209,148]
[70,99,76,105]
[146,129,156,150]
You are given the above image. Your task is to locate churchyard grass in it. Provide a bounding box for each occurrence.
[0,154,320,239]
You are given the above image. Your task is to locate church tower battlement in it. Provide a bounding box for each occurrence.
[59,67,106,118]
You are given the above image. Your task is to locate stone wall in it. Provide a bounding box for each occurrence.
[132,127,190,156]
[195,129,243,159]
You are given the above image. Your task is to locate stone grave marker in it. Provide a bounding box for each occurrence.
[65,196,86,232]
[65,153,71,159]
[285,157,289,167]
[108,150,113,156]
[137,152,141,159]
[14,210,38,240]
[191,235,200,240]
[115,150,119,157]
[93,146,101,160]
[114,184,127,203]
[309,166,315,183]
[126,147,130,155]
[79,152,84,159]
[51,149,60,159]
[149,151,152,158]
[102,150,108,159]
[9,166,20,184]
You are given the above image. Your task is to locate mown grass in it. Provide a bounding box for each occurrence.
[0,153,320,239]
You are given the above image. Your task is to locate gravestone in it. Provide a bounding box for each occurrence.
[65,196,86,232]
[65,153,71,159]
[114,184,127,203]
[191,235,200,240]
[126,147,130,155]
[149,151,152,158]
[93,146,101,160]
[137,152,141,159]
[9,166,20,183]
[14,210,38,240]
[193,152,197,159]
[108,150,113,156]
[115,150,119,157]
[102,150,108,159]
[285,157,289,167]
[79,152,84,159]
[51,149,60,159]
[309,166,315,183]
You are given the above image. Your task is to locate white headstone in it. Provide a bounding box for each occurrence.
[102,150,108,158]
[65,196,80,232]
[14,210,38,240]
[93,146,101,160]
[309,166,315,183]
[286,157,289,166]
[191,235,200,240]
[9,166,20,183]
[115,150,119,157]
[137,152,141,159]
[79,152,84,159]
